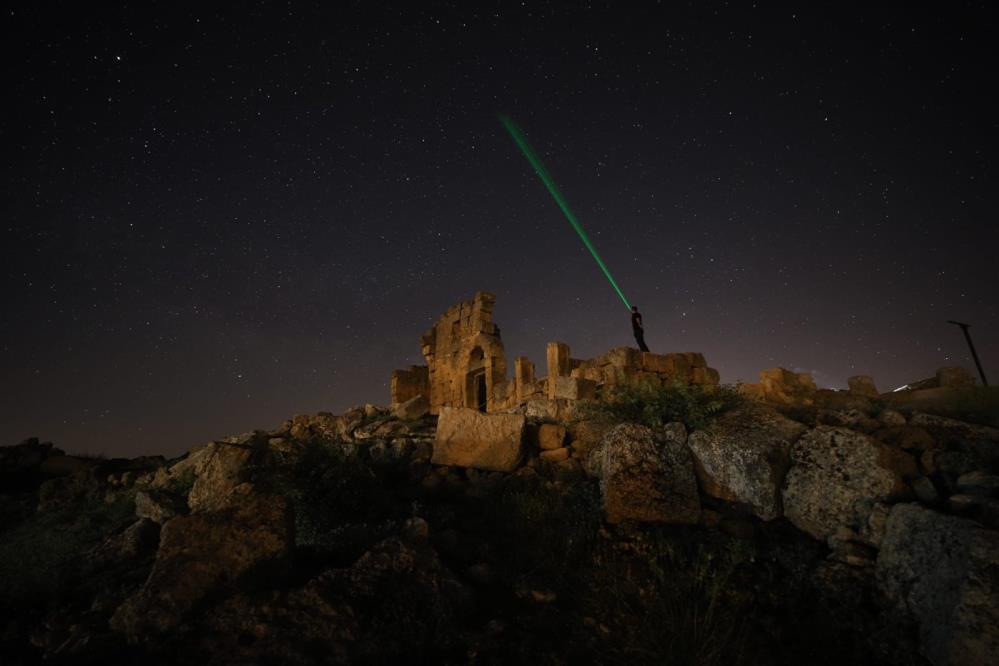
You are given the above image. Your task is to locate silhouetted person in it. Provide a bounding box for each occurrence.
[631,305,650,352]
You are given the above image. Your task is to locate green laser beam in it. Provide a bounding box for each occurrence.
[498,115,632,310]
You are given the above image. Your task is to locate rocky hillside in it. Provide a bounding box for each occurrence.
[2,392,998,665]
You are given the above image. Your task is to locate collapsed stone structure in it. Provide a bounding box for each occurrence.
[390,291,720,415]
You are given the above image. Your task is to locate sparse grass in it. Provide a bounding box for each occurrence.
[0,490,137,607]
[476,464,754,665]
[582,379,745,431]
[581,532,753,666]
[280,440,401,562]
[483,466,601,586]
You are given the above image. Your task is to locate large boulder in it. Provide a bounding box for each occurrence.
[111,486,292,641]
[198,535,469,664]
[588,423,699,524]
[687,408,807,520]
[134,489,187,524]
[847,375,879,398]
[537,423,567,450]
[187,439,258,512]
[876,503,999,665]
[910,413,999,472]
[432,407,525,472]
[759,367,817,404]
[783,426,912,542]
[568,420,613,463]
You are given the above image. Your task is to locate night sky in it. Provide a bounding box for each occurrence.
[3,2,996,458]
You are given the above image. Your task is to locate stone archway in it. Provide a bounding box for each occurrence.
[465,346,487,411]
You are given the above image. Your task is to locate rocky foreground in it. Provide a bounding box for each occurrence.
[2,397,998,665]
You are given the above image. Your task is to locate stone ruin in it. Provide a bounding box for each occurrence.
[390,291,721,417]
[738,364,981,410]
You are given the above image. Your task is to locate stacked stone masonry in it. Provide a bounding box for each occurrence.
[390,292,720,413]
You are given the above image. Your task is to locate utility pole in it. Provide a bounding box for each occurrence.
[947,320,989,387]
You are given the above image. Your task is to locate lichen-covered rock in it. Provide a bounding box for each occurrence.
[816,408,880,432]
[909,413,999,470]
[111,487,292,642]
[569,420,613,465]
[432,407,525,472]
[588,423,699,524]
[687,408,806,520]
[134,489,186,524]
[187,440,257,512]
[783,426,912,541]
[876,503,999,666]
[874,424,937,451]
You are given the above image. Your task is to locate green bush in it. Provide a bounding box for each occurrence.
[582,380,745,431]
[281,441,401,561]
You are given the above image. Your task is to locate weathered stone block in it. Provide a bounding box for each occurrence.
[641,353,671,373]
[539,447,570,463]
[588,423,700,524]
[537,424,566,450]
[111,488,292,641]
[514,356,535,402]
[524,398,558,420]
[683,352,707,368]
[188,441,256,513]
[690,366,720,385]
[602,365,639,385]
[664,353,691,375]
[546,342,571,398]
[936,366,976,388]
[782,426,911,541]
[759,367,817,404]
[390,365,430,407]
[432,407,525,472]
[551,376,597,401]
[847,374,879,397]
[393,394,429,420]
[602,347,639,368]
[687,408,807,520]
[877,503,999,666]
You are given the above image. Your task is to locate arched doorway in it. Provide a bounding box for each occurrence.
[465,347,488,411]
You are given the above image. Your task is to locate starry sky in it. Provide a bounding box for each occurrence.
[3,2,996,457]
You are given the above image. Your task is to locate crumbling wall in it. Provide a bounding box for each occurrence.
[566,347,720,391]
[390,292,721,414]
[419,291,509,414]
[390,366,430,407]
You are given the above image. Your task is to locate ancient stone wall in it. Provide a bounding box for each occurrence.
[566,347,720,391]
[390,365,429,407]
[419,291,508,414]
[390,292,721,414]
